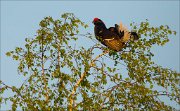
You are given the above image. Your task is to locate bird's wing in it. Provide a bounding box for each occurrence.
[103,37,124,51]
[108,27,115,32]
[115,24,120,32]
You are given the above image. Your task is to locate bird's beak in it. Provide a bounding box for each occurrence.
[92,21,94,24]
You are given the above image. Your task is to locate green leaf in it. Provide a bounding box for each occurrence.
[107,67,111,72]
[125,78,130,81]
[150,84,153,89]
[6,52,11,56]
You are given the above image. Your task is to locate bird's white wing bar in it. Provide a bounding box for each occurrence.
[104,38,115,42]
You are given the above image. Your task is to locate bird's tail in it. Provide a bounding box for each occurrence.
[118,22,138,43]
[118,22,130,43]
[130,32,139,41]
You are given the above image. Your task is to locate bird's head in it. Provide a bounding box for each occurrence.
[92,18,104,25]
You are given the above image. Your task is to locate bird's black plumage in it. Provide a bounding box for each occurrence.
[93,18,125,51]
[108,24,124,39]
[92,18,138,51]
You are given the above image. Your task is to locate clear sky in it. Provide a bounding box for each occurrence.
[1,1,179,110]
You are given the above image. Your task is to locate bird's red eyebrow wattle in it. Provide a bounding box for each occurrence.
[93,18,99,22]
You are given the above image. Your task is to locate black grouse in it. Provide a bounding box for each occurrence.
[92,18,138,51]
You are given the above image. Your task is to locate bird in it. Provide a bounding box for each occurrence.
[92,18,138,51]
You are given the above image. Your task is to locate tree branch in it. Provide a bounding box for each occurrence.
[69,50,109,111]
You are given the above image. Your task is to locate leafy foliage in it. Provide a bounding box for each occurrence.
[1,13,179,111]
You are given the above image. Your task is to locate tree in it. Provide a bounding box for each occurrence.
[0,13,179,111]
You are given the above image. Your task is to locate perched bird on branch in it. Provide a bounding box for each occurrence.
[92,18,138,51]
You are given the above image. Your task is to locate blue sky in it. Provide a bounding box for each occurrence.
[1,1,179,110]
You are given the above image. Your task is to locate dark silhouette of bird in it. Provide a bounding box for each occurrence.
[92,18,138,51]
